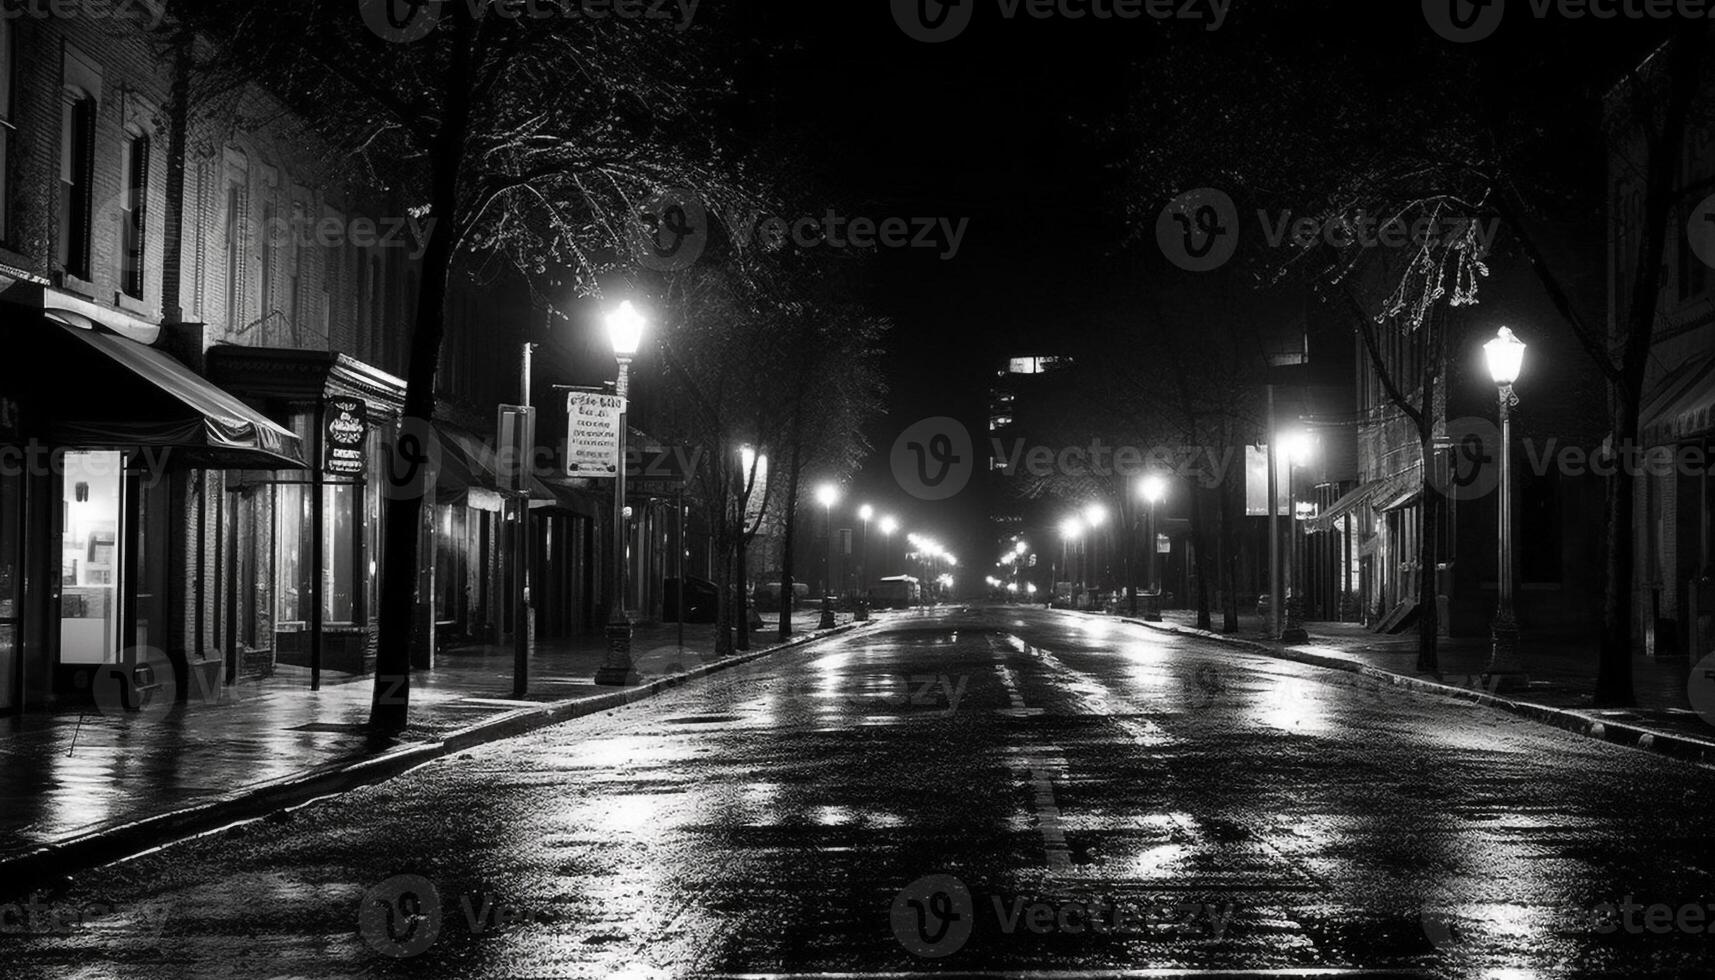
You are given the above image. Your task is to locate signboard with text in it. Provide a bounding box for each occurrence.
[566,389,624,478]
[324,397,368,477]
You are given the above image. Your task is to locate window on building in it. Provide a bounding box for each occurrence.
[224,184,244,331]
[258,201,276,336]
[119,134,149,299]
[0,20,14,244]
[57,94,96,280]
[368,255,384,363]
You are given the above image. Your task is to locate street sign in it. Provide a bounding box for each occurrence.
[566,389,624,478]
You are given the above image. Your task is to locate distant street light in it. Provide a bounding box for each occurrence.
[1139,475,1168,621]
[1483,326,1529,691]
[595,301,646,686]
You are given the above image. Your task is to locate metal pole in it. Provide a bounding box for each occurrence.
[594,359,636,686]
[515,345,533,697]
[676,487,685,654]
[1145,498,1162,622]
[1266,385,1282,640]
[1485,386,1527,688]
[1282,459,1308,643]
[310,398,324,691]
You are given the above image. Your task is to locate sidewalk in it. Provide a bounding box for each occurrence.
[0,609,858,881]
[1114,607,1715,762]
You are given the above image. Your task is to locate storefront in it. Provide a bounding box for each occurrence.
[0,304,304,712]
[1640,353,1715,657]
[206,346,404,685]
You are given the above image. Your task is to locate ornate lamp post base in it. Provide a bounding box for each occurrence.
[1279,593,1309,644]
[594,616,639,686]
[1483,613,1529,692]
[1143,591,1163,623]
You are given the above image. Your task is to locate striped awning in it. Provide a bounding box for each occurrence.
[1308,473,1414,533]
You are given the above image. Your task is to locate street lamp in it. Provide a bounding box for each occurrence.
[595,301,646,686]
[1139,475,1167,622]
[1059,516,1084,606]
[1483,327,1529,691]
[816,482,841,592]
[879,515,898,578]
[1279,429,1314,644]
[857,504,874,598]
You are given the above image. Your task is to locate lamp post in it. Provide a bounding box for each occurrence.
[816,483,840,595]
[1140,475,1167,622]
[1483,327,1529,691]
[1084,502,1108,606]
[1059,516,1084,608]
[594,301,645,686]
[857,504,873,598]
[1280,430,1313,644]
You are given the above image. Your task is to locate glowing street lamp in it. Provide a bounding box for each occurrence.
[595,302,647,686]
[1483,326,1529,691]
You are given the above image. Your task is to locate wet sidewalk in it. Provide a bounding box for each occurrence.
[0,610,850,868]
[1127,607,1715,748]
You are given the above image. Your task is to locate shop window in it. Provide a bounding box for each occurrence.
[119,133,150,299]
[57,93,96,280]
[59,452,122,665]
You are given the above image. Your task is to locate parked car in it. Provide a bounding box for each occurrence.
[663,576,720,623]
[870,576,921,609]
[753,580,811,611]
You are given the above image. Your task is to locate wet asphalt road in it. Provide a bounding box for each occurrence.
[4,605,1714,979]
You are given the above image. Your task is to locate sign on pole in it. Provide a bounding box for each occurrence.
[497,405,535,493]
[566,389,624,478]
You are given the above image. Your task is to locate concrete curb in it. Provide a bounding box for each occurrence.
[0,621,869,895]
[1105,614,1715,768]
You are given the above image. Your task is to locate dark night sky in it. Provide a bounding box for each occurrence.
[721,2,1674,573]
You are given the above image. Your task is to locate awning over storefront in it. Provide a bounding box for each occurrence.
[18,311,305,469]
[1643,355,1715,447]
[433,422,555,512]
[531,479,606,520]
[1307,473,1417,532]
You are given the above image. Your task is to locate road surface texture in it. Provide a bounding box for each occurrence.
[3,605,1711,979]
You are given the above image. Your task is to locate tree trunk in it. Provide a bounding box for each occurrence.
[715,523,735,659]
[736,538,751,651]
[1416,422,1441,675]
[370,6,475,732]
[1218,441,1240,633]
[1596,27,1703,704]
